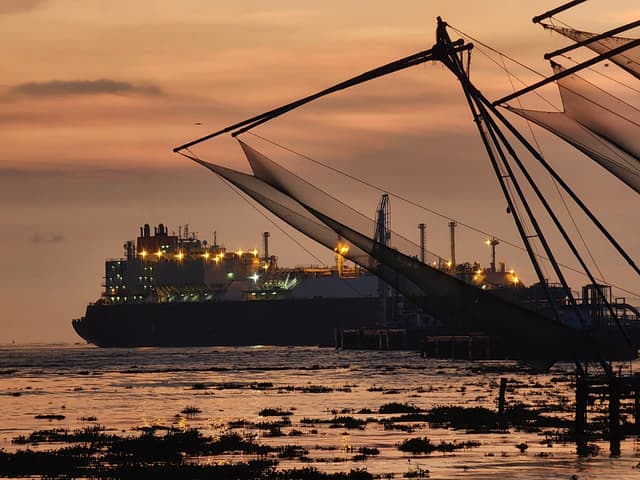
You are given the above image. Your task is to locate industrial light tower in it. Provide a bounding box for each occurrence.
[486,237,500,272]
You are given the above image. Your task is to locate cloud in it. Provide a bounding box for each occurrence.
[31,232,64,244]
[6,79,163,98]
[0,0,46,14]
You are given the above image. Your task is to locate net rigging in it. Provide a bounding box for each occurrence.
[173,13,639,366]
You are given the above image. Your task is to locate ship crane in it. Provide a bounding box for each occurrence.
[374,194,393,325]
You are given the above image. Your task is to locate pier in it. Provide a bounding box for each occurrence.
[337,329,508,360]
[336,328,411,350]
[575,372,640,456]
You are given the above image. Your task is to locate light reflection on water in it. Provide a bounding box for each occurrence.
[1,344,639,479]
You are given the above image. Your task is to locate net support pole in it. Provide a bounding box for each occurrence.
[173,46,447,152]
[532,0,587,24]
[543,19,640,60]
[493,37,640,105]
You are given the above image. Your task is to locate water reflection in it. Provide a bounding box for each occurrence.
[0,345,637,479]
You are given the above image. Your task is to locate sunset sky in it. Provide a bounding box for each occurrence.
[1,0,638,343]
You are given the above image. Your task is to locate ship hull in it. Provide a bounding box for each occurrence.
[72,297,382,347]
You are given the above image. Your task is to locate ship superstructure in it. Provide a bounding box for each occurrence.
[102,222,377,305]
[104,223,268,304]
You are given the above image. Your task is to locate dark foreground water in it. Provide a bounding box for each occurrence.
[1,345,639,479]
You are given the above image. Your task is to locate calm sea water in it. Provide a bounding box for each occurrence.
[1,344,639,479]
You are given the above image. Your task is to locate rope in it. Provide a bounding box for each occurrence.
[448,25,547,78]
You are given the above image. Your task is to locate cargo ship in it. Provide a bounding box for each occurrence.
[72,221,640,356]
[72,223,429,347]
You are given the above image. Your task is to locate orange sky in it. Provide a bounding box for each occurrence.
[0,0,638,343]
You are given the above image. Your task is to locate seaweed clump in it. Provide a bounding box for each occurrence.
[259,407,293,417]
[398,437,480,454]
[3,428,272,478]
[423,404,567,433]
[378,402,423,414]
[2,426,379,479]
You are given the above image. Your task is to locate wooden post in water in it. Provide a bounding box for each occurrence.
[609,377,621,456]
[634,387,640,433]
[498,377,508,415]
[575,374,588,456]
[497,377,508,431]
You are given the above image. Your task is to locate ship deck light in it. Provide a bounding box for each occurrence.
[335,244,349,255]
